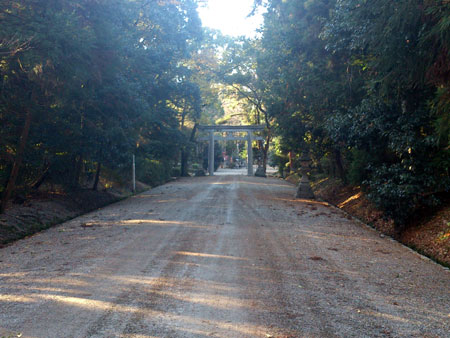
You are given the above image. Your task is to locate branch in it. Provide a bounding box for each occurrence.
[230,84,266,115]
[0,36,33,57]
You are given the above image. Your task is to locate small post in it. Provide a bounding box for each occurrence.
[247,131,254,176]
[208,131,215,176]
[132,154,136,193]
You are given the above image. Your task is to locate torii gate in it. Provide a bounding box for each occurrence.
[197,125,265,176]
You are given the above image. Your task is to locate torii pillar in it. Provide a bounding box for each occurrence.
[208,131,215,176]
[247,131,253,176]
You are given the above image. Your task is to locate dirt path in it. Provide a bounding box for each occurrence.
[0,175,448,337]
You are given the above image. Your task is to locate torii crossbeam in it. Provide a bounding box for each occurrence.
[197,125,265,176]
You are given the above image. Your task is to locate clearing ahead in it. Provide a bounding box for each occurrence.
[0,175,449,337]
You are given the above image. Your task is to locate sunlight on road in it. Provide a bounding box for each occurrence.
[4,285,278,336]
[174,251,248,261]
[214,166,278,176]
[122,219,211,229]
[1,175,448,337]
[214,168,250,176]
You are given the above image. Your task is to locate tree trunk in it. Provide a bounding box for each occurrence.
[333,148,346,182]
[180,150,188,177]
[262,133,271,175]
[31,164,50,190]
[262,112,272,175]
[180,124,198,177]
[0,108,33,213]
[71,155,83,190]
[288,151,294,173]
[92,162,101,191]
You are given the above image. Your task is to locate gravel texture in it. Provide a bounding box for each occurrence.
[0,174,449,337]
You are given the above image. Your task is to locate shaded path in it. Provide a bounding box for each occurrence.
[0,175,448,337]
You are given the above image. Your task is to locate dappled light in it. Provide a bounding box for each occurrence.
[174,251,248,261]
[37,294,135,313]
[0,272,29,278]
[3,262,444,336]
[122,219,212,230]
[360,309,416,324]
[295,229,379,243]
[0,294,37,303]
[273,197,329,206]
[154,198,188,204]
[338,192,363,208]
[1,171,449,336]
[0,269,285,336]
[211,180,291,188]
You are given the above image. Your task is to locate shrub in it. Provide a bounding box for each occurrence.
[319,154,334,177]
[137,159,171,187]
[171,167,181,177]
[347,149,371,186]
[366,163,441,228]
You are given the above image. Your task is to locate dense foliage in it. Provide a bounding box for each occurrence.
[0,0,203,211]
[255,0,450,226]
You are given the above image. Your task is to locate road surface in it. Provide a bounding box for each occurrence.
[0,174,449,337]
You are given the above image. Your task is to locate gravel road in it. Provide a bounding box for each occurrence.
[0,175,449,337]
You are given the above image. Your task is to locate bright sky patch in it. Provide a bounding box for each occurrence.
[197,0,264,38]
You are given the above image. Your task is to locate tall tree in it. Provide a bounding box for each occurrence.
[253,0,449,226]
[1,0,203,211]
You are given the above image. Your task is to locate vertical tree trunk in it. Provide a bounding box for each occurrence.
[0,109,33,213]
[180,123,198,177]
[71,155,83,190]
[92,162,101,191]
[179,107,189,177]
[333,148,346,182]
[261,113,272,175]
[262,133,271,175]
[288,151,293,173]
[180,150,189,177]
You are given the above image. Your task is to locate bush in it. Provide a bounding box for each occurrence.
[191,163,200,170]
[347,149,371,186]
[319,154,334,177]
[171,167,181,177]
[269,153,288,176]
[366,163,441,228]
[137,159,171,187]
